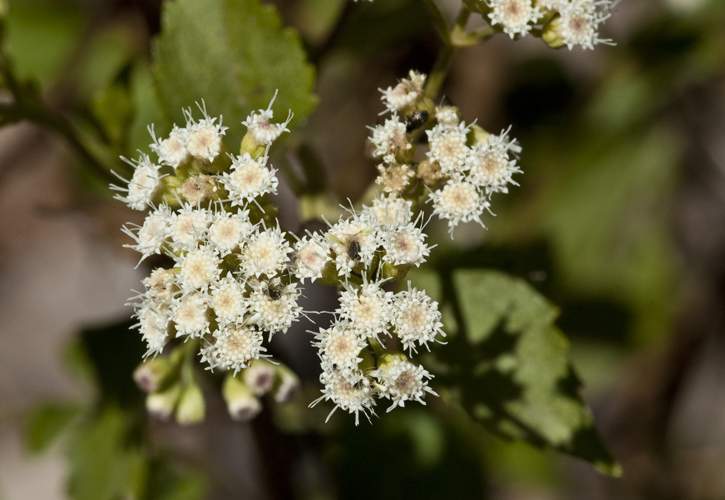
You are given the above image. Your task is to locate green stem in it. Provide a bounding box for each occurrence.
[423,6,472,100]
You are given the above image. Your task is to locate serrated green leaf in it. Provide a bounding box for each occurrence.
[153,0,317,149]
[24,402,82,454]
[437,269,621,476]
[67,406,147,500]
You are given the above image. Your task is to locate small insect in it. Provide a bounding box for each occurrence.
[265,285,282,300]
[347,240,361,261]
[405,110,429,133]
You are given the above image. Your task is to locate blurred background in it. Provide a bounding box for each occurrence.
[1,0,725,498]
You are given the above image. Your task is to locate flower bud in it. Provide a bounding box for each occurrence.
[243,359,277,396]
[175,381,206,425]
[146,382,182,421]
[133,355,180,393]
[272,365,300,404]
[541,17,566,50]
[223,374,262,421]
[376,351,408,374]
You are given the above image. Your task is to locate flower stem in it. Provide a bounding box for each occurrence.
[423,5,473,100]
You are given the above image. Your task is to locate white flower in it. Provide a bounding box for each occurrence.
[311,368,376,425]
[426,122,470,176]
[122,205,172,260]
[210,276,248,325]
[392,285,445,353]
[338,282,394,338]
[373,359,437,411]
[379,70,426,114]
[149,124,189,168]
[369,115,412,164]
[293,234,331,282]
[143,267,178,309]
[111,155,162,210]
[182,104,228,162]
[363,195,413,227]
[223,153,279,206]
[429,180,489,231]
[172,292,210,338]
[201,325,265,374]
[434,106,460,127]
[239,226,292,279]
[242,91,293,146]
[177,246,221,292]
[247,280,301,334]
[327,213,379,277]
[315,321,367,379]
[380,222,430,267]
[556,0,613,50]
[169,204,211,251]
[488,0,542,38]
[135,305,170,358]
[466,129,522,194]
[208,210,254,255]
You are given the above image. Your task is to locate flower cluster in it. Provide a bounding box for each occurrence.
[297,199,442,423]
[484,0,615,49]
[116,72,522,426]
[370,70,522,233]
[115,96,301,423]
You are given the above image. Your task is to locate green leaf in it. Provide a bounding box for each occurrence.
[67,406,147,500]
[437,269,621,476]
[24,402,82,454]
[152,0,318,149]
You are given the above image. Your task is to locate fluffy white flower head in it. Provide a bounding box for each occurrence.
[239,226,292,279]
[242,91,293,146]
[488,0,542,38]
[364,195,413,227]
[430,180,488,231]
[312,369,376,425]
[123,205,172,260]
[379,70,426,114]
[294,234,330,282]
[136,306,170,358]
[393,285,445,353]
[466,130,522,194]
[183,104,228,162]
[339,282,394,338]
[112,155,161,210]
[427,122,470,176]
[556,0,613,50]
[369,115,412,164]
[247,280,301,335]
[315,321,367,378]
[327,213,379,276]
[223,153,279,206]
[374,359,436,412]
[210,276,247,325]
[178,246,221,291]
[201,326,265,375]
[208,210,254,255]
[172,292,210,338]
[381,223,430,267]
[169,205,211,251]
[149,124,188,167]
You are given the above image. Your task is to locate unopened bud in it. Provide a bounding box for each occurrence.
[243,359,277,396]
[146,382,182,421]
[133,356,179,393]
[175,381,206,425]
[272,365,300,404]
[223,374,261,421]
[541,17,566,50]
[376,351,408,375]
[468,124,492,147]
